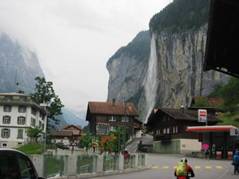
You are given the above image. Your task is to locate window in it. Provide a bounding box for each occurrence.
[31,107,37,116]
[42,124,44,130]
[4,96,12,101]
[167,128,170,134]
[122,117,129,122]
[175,126,178,133]
[96,124,109,135]
[163,128,166,134]
[18,106,26,113]
[17,116,26,125]
[39,121,42,128]
[3,105,11,112]
[17,129,23,139]
[1,128,10,138]
[31,118,36,127]
[2,116,11,124]
[109,116,116,122]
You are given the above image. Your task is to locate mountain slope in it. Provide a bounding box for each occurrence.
[0,33,44,93]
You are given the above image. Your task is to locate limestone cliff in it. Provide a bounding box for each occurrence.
[107,0,229,121]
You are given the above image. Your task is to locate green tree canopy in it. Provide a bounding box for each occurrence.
[31,76,64,120]
[210,77,239,112]
[27,127,43,143]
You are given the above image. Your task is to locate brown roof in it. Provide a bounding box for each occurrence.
[87,101,138,116]
[50,130,73,137]
[149,108,218,122]
[163,108,217,121]
[61,125,81,135]
[63,125,81,131]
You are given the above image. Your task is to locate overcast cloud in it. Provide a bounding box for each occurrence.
[0,0,172,112]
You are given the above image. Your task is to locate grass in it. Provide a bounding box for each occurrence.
[218,112,239,127]
[17,143,44,154]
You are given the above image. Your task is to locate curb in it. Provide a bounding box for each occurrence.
[48,167,150,179]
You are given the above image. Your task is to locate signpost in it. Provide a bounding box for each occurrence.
[230,128,239,136]
[198,109,207,125]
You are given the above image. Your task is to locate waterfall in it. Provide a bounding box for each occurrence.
[144,33,159,123]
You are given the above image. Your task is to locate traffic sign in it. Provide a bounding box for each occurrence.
[198,109,207,123]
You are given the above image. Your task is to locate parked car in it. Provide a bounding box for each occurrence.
[0,148,45,179]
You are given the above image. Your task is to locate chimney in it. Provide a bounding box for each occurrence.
[112,98,116,106]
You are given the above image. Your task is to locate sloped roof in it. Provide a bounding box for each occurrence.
[159,108,217,122]
[63,125,81,131]
[50,130,73,137]
[147,108,218,125]
[62,125,81,135]
[87,101,138,116]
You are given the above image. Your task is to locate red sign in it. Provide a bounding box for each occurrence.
[198,109,207,123]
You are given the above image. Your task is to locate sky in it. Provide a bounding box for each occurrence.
[0,0,172,113]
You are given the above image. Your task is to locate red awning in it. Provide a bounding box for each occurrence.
[186,125,238,132]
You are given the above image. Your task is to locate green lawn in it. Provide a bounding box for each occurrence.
[218,113,239,127]
[17,143,44,154]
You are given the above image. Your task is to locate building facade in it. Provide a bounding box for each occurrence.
[0,93,47,148]
[86,101,142,138]
[146,108,218,154]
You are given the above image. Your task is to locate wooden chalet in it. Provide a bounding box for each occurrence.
[86,100,142,137]
[50,125,82,146]
[146,108,218,141]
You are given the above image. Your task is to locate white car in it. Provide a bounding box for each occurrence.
[0,148,45,179]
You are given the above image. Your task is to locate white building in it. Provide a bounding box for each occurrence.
[0,93,47,148]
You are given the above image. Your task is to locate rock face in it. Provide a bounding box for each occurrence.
[149,26,228,113]
[0,33,44,93]
[107,31,150,118]
[107,1,229,122]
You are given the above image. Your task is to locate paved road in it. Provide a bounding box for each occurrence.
[126,134,153,153]
[93,154,238,179]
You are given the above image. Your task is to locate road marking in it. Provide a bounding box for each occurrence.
[205,166,212,169]
[194,166,201,169]
[152,166,159,169]
[173,166,177,169]
[216,166,223,169]
[151,165,224,170]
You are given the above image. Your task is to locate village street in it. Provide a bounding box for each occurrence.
[93,154,238,179]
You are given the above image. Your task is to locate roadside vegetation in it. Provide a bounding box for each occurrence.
[193,77,239,127]
[17,143,44,154]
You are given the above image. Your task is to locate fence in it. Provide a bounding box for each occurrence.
[31,153,147,178]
